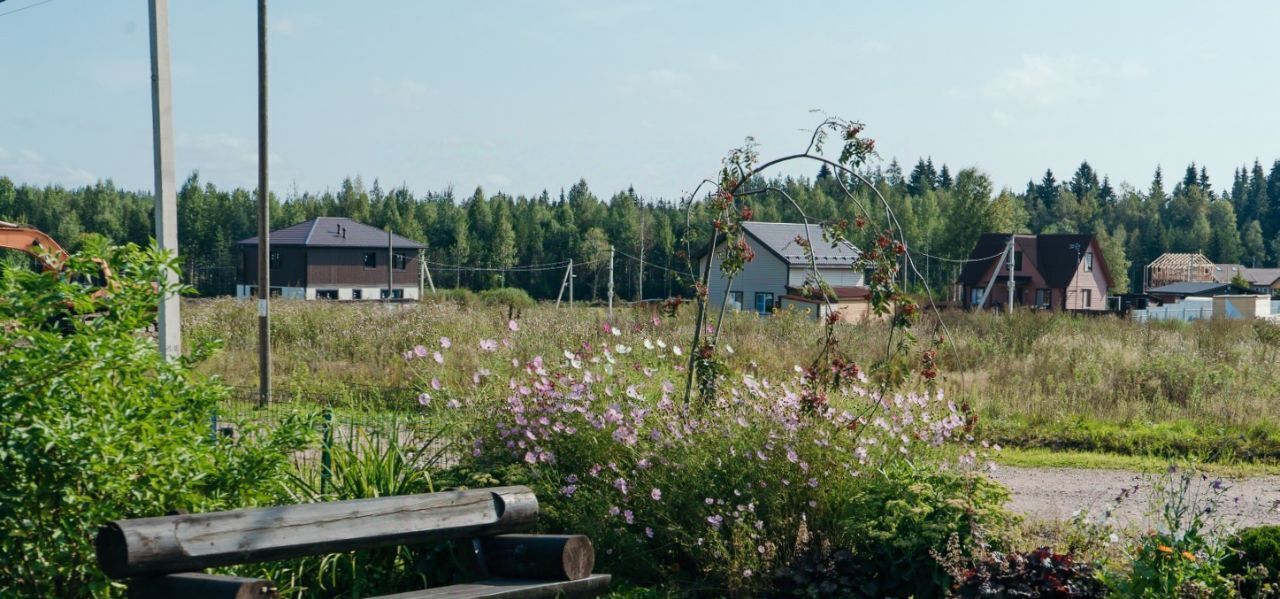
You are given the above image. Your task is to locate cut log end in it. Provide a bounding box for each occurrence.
[95,522,129,580]
[483,534,596,581]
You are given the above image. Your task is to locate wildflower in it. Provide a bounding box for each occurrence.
[624,510,635,524]
[417,392,431,405]
[644,527,654,538]
[430,377,442,390]
[786,448,798,463]
[673,345,683,356]
[724,344,734,354]
[650,488,662,501]
[508,319,519,332]
[560,485,577,497]
[1157,545,1174,555]
[479,339,498,352]
[705,497,714,505]
[707,515,723,529]
[1182,551,1196,561]
[609,506,620,516]
[613,478,629,495]
[447,399,461,409]
[402,350,414,361]
[742,569,752,578]
[413,345,430,358]
[757,545,765,554]
[1108,533,1120,544]
[439,336,452,349]
[615,344,631,354]
[807,478,819,488]
[656,339,667,349]
[611,326,621,337]
[644,339,654,350]
[433,351,444,364]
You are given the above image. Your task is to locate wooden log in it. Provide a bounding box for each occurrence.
[126,573,276,599]
[97,486,538,579]
[369,574,612,598]
[481,534,594,581]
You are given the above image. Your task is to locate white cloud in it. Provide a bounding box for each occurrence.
[371,76,435,110]
[983,55,1148,107]
[0,145,96,186]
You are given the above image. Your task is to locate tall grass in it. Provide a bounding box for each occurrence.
[184,298,1280,460]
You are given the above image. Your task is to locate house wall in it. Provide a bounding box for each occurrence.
[1064,241,1109,310]
[306,247,420,286]
[702,234,789,314]
[786,266,865,288]
[965,236,1049,308]
[240,246,308,288]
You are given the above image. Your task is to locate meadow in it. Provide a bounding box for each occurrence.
[185,296,1280,465]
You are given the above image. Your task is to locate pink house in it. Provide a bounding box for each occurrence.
[956,233,1114,311]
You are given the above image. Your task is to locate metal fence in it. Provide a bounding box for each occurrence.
[214,386,463,488]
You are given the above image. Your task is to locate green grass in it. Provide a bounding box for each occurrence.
[183,298,1280,468]
[994,447,1280,478]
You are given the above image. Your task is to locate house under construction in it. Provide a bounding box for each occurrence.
[1144,253,1215,291]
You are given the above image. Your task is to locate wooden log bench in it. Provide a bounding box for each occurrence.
[95,486,610,598]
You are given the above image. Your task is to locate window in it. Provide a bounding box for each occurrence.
[351,289,363,300]
[393,252,408,270]
[269,251,281,268]
[754,292,775,315]
[380,289,404,299]
[1034,288,1050,309]
[970,288,984,306]
[363,252,378,269]
[729,291,743,310]
[269,287,282,298]
[1013,250,1023,271]
[316,289,338,300]
[1084,252,1094,272]
[1082,289,1092,307]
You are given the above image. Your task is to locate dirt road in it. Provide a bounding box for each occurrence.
[992,466,1280,529]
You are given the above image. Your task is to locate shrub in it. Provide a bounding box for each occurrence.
[478,287,536,312]
[954,547,1105,598]
[832,463,1017,598]
[0,242,310,598]
[430,287,478,305]
[1223,526,1280,597]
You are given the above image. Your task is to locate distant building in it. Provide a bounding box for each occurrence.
[1144,253,1280,296]
[235,217,424,300]
[697,222,865,317]
[955,233,1113,311]
[1145,281,1241,304]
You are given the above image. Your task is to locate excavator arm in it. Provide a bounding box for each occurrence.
[0,220,70,270]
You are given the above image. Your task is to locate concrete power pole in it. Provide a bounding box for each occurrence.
[386,228,393,303]
[256,0,271,407]
[148,0,180,360]
[1006,235,1015,314]
[608,245,614,319]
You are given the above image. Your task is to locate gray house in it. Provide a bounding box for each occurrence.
[698,222,863,315]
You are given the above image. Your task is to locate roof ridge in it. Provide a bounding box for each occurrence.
[302,218,321,245]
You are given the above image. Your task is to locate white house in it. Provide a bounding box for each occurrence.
[697,222,864,316]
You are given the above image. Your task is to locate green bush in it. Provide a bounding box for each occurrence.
[429,287,478,306]
[1223,526,1280,597]
[478,287,536,311]
[832,462,1017,597]
[0,242,310,598]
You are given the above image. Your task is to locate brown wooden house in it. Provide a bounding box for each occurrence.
[236,217,424,300]
[956,233,1113,311]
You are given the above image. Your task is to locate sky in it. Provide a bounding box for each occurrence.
[2,1,1278,202]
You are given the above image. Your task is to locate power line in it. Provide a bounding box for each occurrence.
[0,0,56,18]
[613,249,693,277]
[909,248,1006,264]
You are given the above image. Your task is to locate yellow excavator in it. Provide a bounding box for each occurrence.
[0,219,116,297]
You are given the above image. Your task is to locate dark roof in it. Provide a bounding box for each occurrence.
[956,233,1111,289]
[1147,281,1235,296]
[237,217,424,249]
[1210,263,1247,283]
[740,222,860,267]
[1244,268,1280,286]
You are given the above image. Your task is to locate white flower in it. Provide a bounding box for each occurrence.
[615,344,631,354]
[724,344,734,354]
[643,339,654,350]
[656,339,667,349]
[611,326,621,336]
[672,345,683,356]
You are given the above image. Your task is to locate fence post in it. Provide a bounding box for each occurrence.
[320,408,333,496]
[210,406,218,442]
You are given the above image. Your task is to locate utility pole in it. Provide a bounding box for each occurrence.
[637,203,645,302]
[255,0,271,407]
[608,246,615,319]
[148,0,180,360]
[556,260,571,308]
[569,259,574,308]
[386,228,393,303]
[1006,235,1015,314]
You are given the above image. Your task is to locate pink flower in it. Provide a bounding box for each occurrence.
[613,477,629,495]
[508,319,520,332]
[413,345,429,358]
[431,377,442,390]
[433,351,444,364]
[645,527,654,538]
[439,336,452,349]
[707,515,723,528]
[623,510,634,524]
[608,506,620,516]
[650,488,662,501]
[417,392,431,405]
[479,339,498,352]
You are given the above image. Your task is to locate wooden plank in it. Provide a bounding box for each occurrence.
[369,574,612,599]
[126,573,277,599]
[97,487,538,578]
[482,534,594,581]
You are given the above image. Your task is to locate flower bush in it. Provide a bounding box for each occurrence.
[407,311,1008,594]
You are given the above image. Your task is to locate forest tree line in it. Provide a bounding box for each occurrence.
[2,155,1280,299]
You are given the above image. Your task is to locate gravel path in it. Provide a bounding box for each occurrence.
[992,466,1280,529]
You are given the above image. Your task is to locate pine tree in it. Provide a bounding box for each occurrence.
[1242,220,1265,267]
[936,164,953,189]
[1207,200,1242,264]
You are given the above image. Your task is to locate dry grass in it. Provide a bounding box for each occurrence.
[184,298,1280,460]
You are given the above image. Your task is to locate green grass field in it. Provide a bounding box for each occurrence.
[184,297,1280,468]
